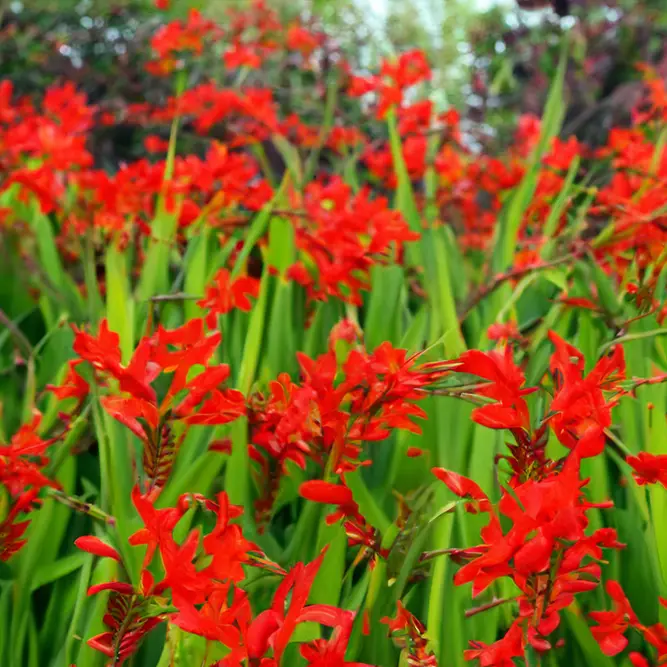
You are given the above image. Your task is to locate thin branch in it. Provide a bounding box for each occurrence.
[419,547,462,563]
[149,292,200,303]
[0,308,33,358]
[465,597,513,619]
[46,488,115,525]
[457,253,580,323]
[598,327,667,355]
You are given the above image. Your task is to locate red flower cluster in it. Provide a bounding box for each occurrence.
[146,9,220,76]
[248,332,452,526]
[286,179,419,305]
[435,454,624,662]
[5,4,667,667]
[348,50,432,119]
[63,318,245,496]
[455,332,625,471]
[69,141,271,240]
[427,333,647,662]
[0,81,93,215]
[76,488,367,666]
[593,97,667,273]
[0,413,58,560]
[590,580,667,665]
[547,331,625,458]
[382,601,438,666]
[626,451,667,487]
[197,268,260,328]
[152,82,280,140]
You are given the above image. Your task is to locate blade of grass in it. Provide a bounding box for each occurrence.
[491,44,567,275]
[105,241,135,363]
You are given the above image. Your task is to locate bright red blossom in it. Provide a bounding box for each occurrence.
[197,268,260,328]
[626,451,667,487]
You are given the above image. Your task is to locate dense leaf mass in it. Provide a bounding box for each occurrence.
[2,2,667,667]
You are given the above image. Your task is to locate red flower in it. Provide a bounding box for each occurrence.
[547,332,625,458]
[143,135,170,153]
[381,601,437,666]
[46,360,89,402]
[224,43,262,69]
[626,451,667,487]
[170,582,250,649]
[376,84,403,119]
[286,25,320,55]
[300,612,372,667]
[72,320,157,403]
[0,413,59,560]
[432,468,491,512]
[487,322,523,344]
[347,76,377,98]
[397,100,433,135]
[0,503,33,561]
[328,319,362,348]
[246,551,329,660]
[74,536,122,562]
[589,580,638,656]
[515,114,542,154]
[147,10,218,76]
[454,347,533,431]
[299,480,382,558]
[181,388,246,426]
[380,49,431,89]
[129,486,185,568]
[300,480,356,507]
[197,268,260,328]
[201,492,257,584]
[464,620,525,667]
[544,136,582,171]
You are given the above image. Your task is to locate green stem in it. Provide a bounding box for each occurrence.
[599,328,667,354]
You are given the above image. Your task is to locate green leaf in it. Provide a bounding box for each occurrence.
[426,487,457,663]
[589,256,623,319]
[230,182,286,281]
[272,134,302,186]
[183,225,210,322]
[30,208,83,321]
[386,109,421,266]
[30,553,87,592]
[310,522,347,606]
[235,270,270,394]
[106,243,135,363]
[563,606,615,667]
[391,499,457,601]
[345,468,391,535]
[224,417,251,521]
[432,226,466,356]
[136,202,180,303]
[365,265,405,350]
[540,155,580,259]
[492,44,567,274]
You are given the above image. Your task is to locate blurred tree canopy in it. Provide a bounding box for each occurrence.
[465,0,667,147]
[2,0,666,155]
